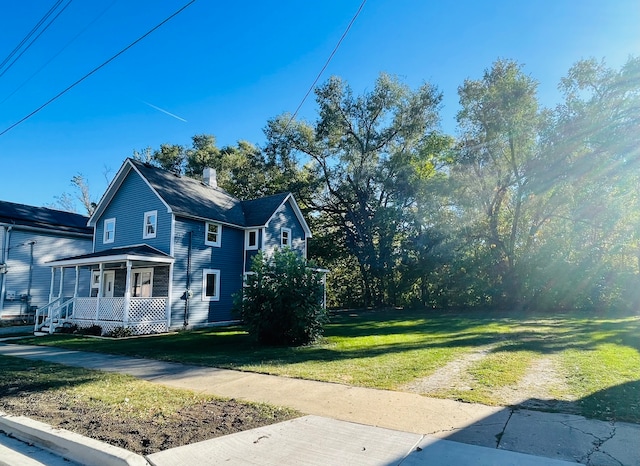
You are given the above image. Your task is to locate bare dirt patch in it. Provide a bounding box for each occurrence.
[0,388,297,456]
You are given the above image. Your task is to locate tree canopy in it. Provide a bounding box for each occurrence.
[61,56,639,314]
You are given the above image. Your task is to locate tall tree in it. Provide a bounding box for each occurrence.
[49,173,99,215]
[266,73,444,306]
[185,134,221,178]
[453,59,543,306]
[152,143,185,174]
[540,57,640,310]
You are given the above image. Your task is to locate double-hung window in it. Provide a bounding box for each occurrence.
[202,269,220,301]
[246,229,259,250]
[103,218,115,244]
[143,211,157,239]
[131,268,153,298]
[281,228,291,248]
[205,222,221,247]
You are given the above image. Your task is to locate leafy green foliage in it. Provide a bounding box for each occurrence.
[236,249,327,346]
[132,57,640,313]
[104,326,134,338]
[267,73,448,307]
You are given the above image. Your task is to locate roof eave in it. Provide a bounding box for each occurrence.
[47,253,174,268]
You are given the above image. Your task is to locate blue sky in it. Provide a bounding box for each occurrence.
[1,0,638,211]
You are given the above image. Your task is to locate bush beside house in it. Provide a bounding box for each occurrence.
[236,249,327,346]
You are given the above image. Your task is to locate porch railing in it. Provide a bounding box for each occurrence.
[34,296,74,334]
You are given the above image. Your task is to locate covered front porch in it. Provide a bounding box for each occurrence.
[36,245,174,336]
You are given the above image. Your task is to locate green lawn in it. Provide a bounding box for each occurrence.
[0,354,297,422]
[14,308,640,422]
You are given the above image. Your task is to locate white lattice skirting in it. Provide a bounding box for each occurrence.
[75,320,168,336]
[70,297,168,335]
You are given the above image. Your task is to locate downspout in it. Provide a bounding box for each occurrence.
[25,241,36,313]
[0,225,13,313]
[183,231,192,327]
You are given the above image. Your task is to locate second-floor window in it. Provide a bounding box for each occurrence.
[205,222,221,247]
[281,228,291,248]
[143,211,157,239]
[246,229,258,250]
[104,218,115,244]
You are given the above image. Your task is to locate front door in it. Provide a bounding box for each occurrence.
[102,271,115,298]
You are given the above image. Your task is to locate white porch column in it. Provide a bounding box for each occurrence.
[58,267,65,298]
[323,272,327,310]
[123,260,132,327]
[73,266,79,298]
[167,263,174,329]
[96,263,103,322]
[49,268,55,303]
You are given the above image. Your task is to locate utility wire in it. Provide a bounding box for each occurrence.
[0,0,64,72]
[0,0,119,105]
[0,0,196,137]
[284,0,367,131]
[0,0,75,79]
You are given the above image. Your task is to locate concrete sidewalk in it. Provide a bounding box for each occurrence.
[1,342,638,465]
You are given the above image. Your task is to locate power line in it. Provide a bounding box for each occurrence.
[0,0,196,137]
[0,0,119,105]
[284,0,367,131]
[0,0,75,80]
[0,0,65,72]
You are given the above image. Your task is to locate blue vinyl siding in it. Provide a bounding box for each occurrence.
[1,230,91,315]
[264,199,306,257]
[94,170,171,254]
[171,217,244,327]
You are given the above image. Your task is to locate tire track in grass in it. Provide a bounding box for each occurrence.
[492,355,578,411]
[401,343,499,394]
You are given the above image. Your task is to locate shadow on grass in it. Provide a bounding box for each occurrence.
[12,308,640,369]
[0,356,98,397]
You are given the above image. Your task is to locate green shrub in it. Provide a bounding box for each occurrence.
[78,324,102,336]
[235,249,327,346]
[58,322,78,334]
[104,326,133,338]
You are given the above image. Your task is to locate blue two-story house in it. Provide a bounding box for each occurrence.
[37,158,312,335]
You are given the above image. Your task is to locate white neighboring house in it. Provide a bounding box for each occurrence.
[0,200,93,323]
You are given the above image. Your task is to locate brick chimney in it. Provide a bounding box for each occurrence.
[203,167,217,188]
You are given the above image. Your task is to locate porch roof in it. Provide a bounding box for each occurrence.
[46,244,174,267]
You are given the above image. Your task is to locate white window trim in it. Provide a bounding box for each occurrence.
[91,271,100,289]
[242,271,256,286]
[281,227,292,248]
[202,269,220,301]
[131,267,154,298]
[245,229,259,250]
[143,210,157,239]
[103,218,115,244]
[205,222,222,247]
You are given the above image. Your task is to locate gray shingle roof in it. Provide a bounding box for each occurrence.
[47,244,173,264]
[241,192,290,227]
[48,244,173,266]
[130,159,292,228]
[0,200,91,235]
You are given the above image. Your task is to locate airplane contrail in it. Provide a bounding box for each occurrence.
[141,100,187,122]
